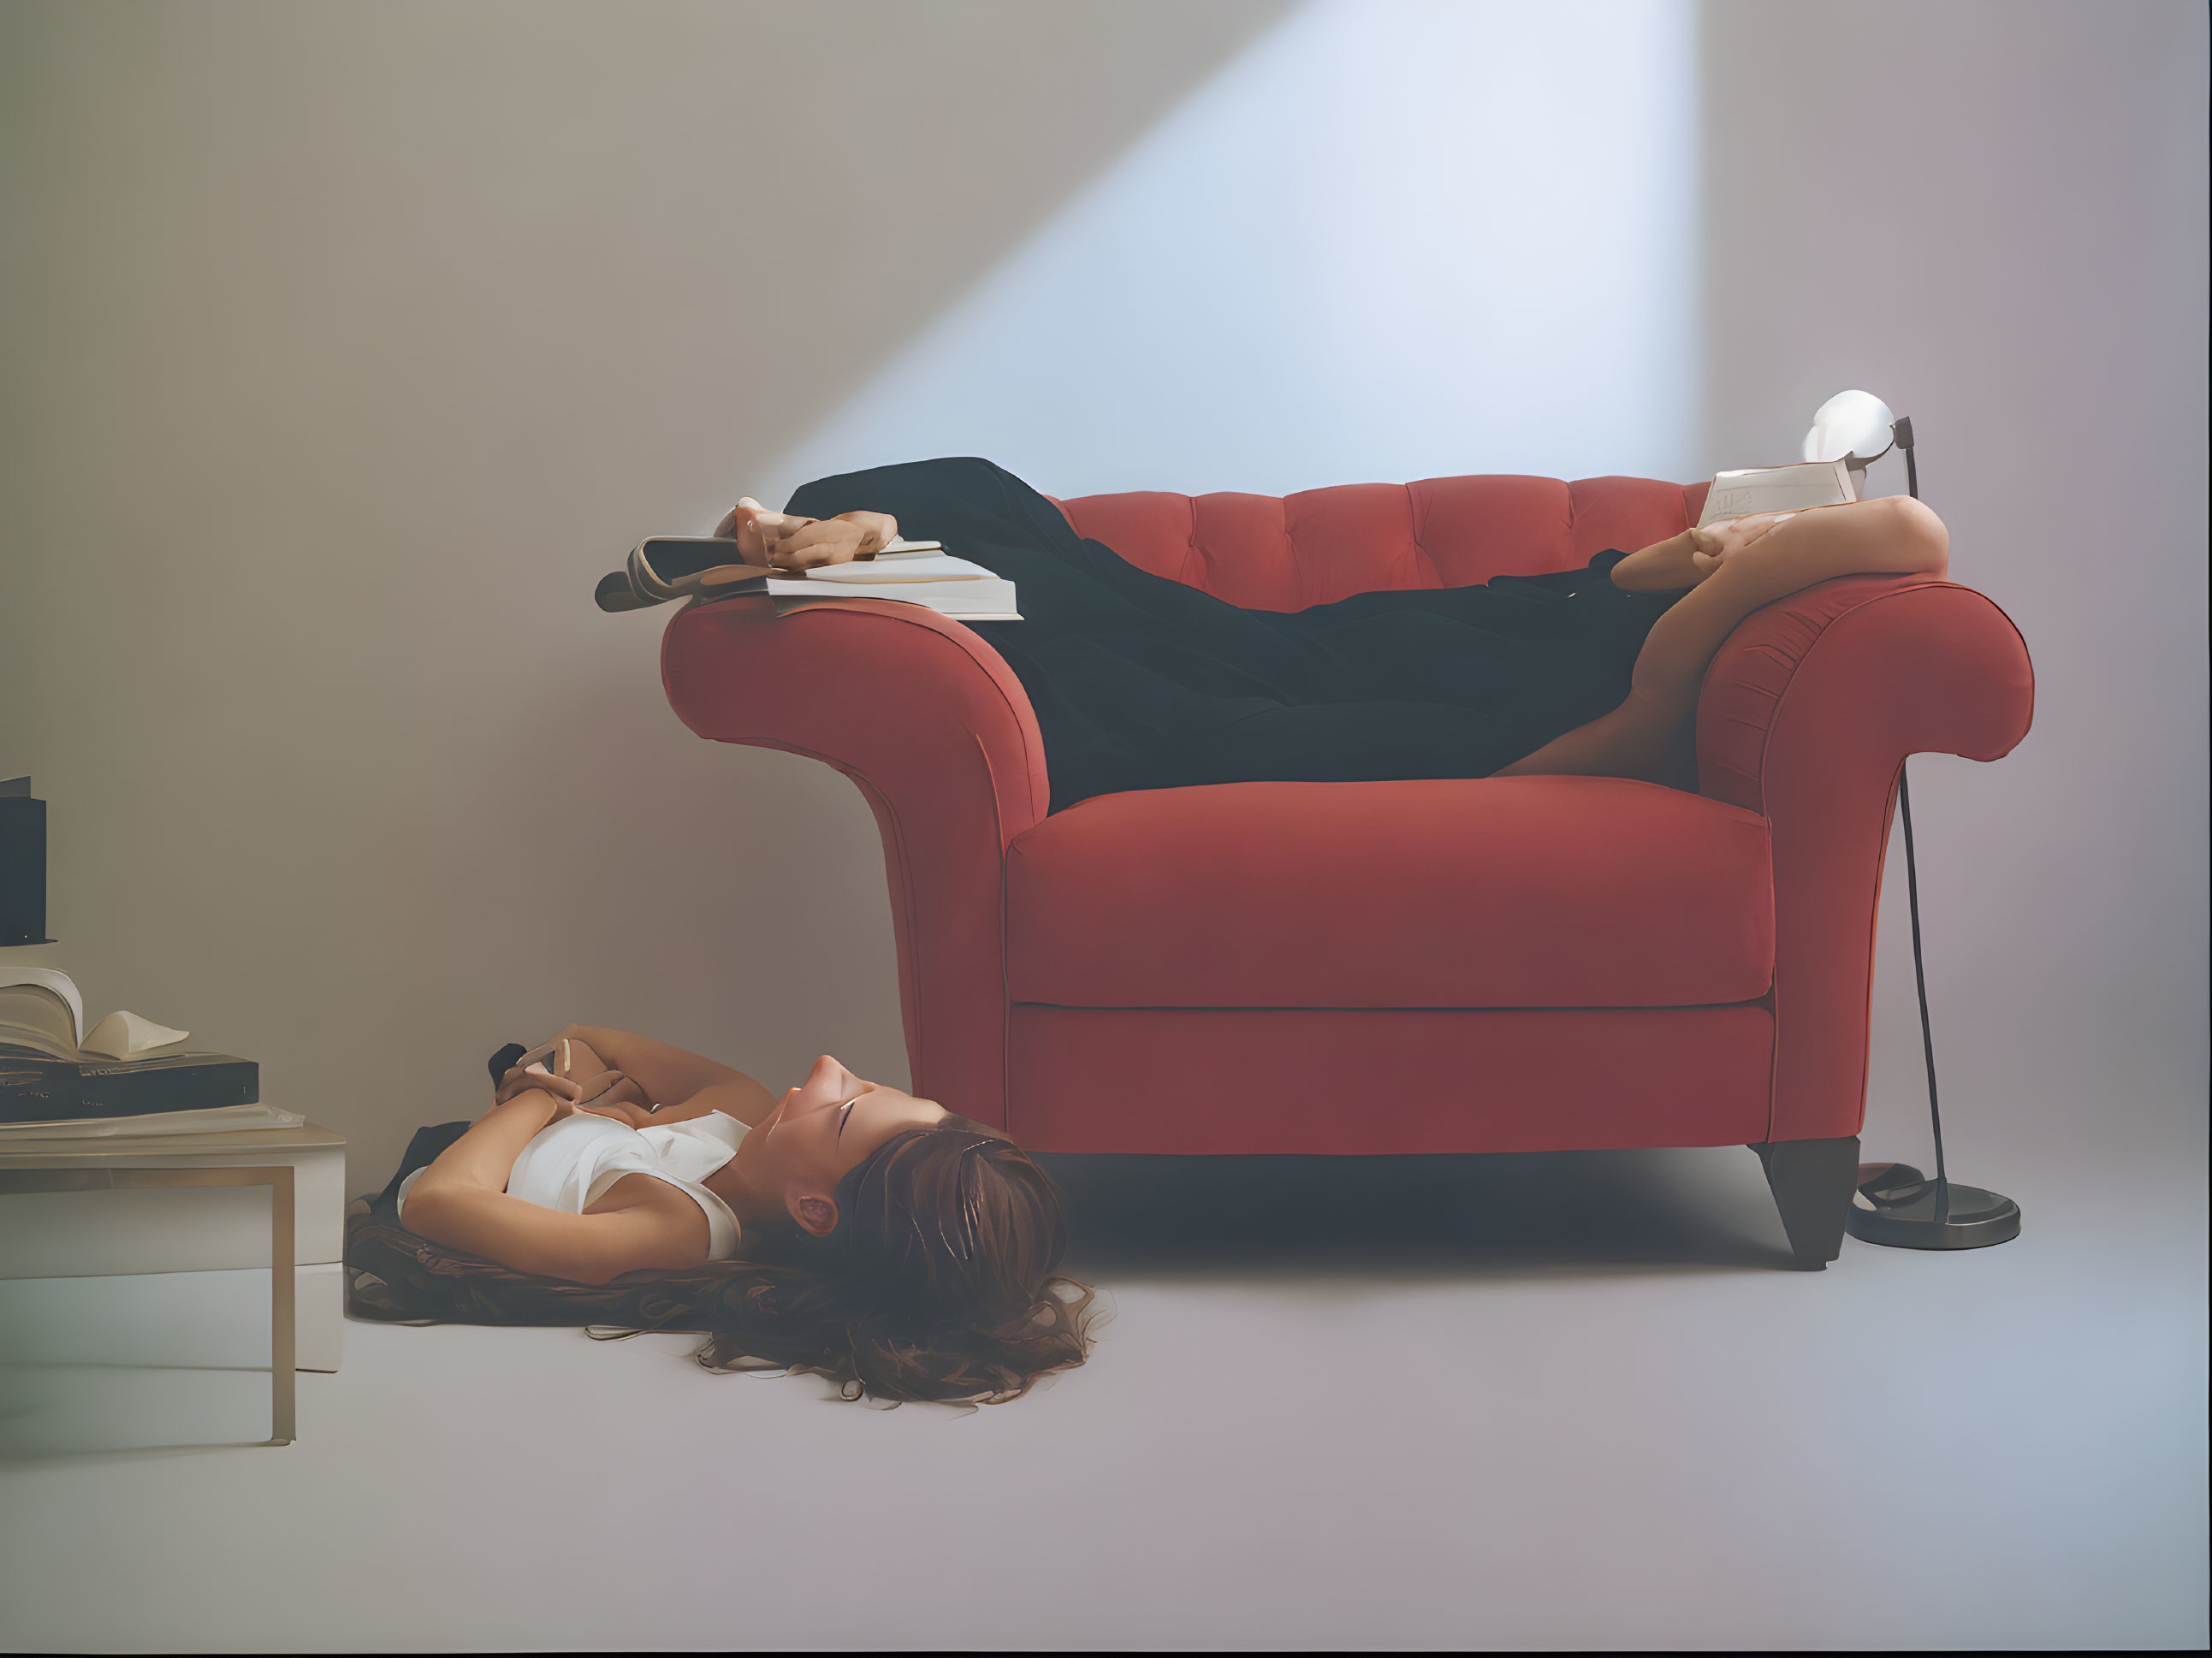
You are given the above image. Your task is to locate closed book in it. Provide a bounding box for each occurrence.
[770,577,1023,620]
[0,1049,260,1123]
[655,542,1025,620]
[767,548,1022,619]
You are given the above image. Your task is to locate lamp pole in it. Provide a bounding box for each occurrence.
[1843,412,2021,1248]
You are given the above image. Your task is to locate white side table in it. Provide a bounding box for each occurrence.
[0,1123,347,1447]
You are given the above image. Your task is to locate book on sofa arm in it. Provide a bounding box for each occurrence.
[777,550,1022,622]
[0,972,258,1124]
[1698,458,1858,526]
[649,540,1023,621]
[758,547,1021,621]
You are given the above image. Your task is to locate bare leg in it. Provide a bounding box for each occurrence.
[1493,684,1702,789]
[1496,496,1948,788]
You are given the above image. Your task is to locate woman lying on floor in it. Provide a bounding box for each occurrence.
[344,1029,1093,1405]
[718,456,1948,808]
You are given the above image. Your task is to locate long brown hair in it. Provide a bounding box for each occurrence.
[344,1115,1097,1405]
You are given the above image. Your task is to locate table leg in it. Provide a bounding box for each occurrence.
[2,1164,302,1446]
[269,1165,294,1444]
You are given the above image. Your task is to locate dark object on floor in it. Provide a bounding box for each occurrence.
[487,1042,527,1086]
[1846,1160,2022,1250]
[1751,1136,1860,1268]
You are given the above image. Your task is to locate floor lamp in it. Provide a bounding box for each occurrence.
[1800,391,2022,1249]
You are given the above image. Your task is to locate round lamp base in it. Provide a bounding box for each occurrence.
[1845,1164,2021,1250]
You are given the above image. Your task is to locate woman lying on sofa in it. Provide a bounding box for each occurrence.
[715,456,1949,809]
[345,1028,1094,1405]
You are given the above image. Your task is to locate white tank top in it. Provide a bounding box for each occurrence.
[397,1110,749,1261]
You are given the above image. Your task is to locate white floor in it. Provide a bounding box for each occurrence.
[2,1140,2204,1652]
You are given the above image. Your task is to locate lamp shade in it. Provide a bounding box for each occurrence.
[1802,389,1897,465]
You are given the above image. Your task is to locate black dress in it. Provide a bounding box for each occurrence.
[786,458,1684,814]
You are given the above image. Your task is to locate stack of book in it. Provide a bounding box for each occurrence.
[0,784,343,1395]
[3,778,288,1139]
[0,950,341,1377]
[0,958,295,1140]
[768,545,1022,621]
[649,542,1023,621]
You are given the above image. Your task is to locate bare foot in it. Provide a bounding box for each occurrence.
[712,498,810,564]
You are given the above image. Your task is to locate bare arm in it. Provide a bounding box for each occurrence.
[1629,496,1948,702]
[1611,493,1951,599]
[1494,496,1948,786]
[558,1025,780,1126]
[411,1087,566,1200]
[400,1081,712,1282]
[403,1181,709,1284]
[1608,529,1704,591]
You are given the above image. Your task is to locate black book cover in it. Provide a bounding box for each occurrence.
[0,1047,260,1123]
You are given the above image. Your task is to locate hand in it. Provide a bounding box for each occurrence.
[489,1034,608,1106]
[710,498,795,565]
[494,1066,582,1112]
[1687,512,1797,576]
[568,1069,656,1124]
[766,512,901,571]
[490,1067,653,1124]
[573,1093,659,1130]
[709,501,898,570]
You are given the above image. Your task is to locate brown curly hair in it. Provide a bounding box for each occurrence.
[344,1115,1097,1405]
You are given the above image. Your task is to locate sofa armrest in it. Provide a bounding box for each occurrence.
[1694,574,2035,1142]
[660,596,1049,1126]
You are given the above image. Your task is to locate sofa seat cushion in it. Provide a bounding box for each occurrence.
[1005,776,1774,1009]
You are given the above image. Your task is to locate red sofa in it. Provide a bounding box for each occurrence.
[660,474,2035,1265]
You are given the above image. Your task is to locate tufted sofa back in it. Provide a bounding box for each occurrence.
[1054,475,1715,612]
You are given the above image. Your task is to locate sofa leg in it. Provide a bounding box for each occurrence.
[1749,1136,1860,1269]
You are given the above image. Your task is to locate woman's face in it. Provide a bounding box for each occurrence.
[726,1053,947,1234]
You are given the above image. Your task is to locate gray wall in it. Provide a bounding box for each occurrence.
[2,0,2203,1198]
[0,0,1286,1182]
[1700,0,2209,1185]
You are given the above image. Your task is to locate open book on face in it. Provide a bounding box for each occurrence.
[1698,458,1858,526]
[626,539,1022,621]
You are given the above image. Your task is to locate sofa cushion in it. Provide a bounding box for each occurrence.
[1052,475,1705,609]
[1005,776,1773,1009]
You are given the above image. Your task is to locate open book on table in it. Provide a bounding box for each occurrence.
[0,968,258,1123]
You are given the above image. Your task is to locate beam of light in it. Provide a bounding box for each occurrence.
[762,0,1701,504]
